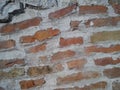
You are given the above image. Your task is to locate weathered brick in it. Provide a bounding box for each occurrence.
[34,28,60,41]
[27,66,52,76]
[0,68,25,80]
[85,16,120,27]
[51,50,75,62]
[67,59,87,69]
[19,78,45,89]
[53,63,64,73]
[94,57,120,66]
[20,35,35,43]
[27,43,46,53]
[57,71,100,85]
[0,17,42,34]
[49,4,77,19]
[103,67,120,78]
[0,58,25,69]
[91,31,120,43]
[70,21,80,29]
[79,5,108,14]
[0,40,15,50]
[112,4,120,14]
[39,56,48,64]
[55,81,107,90]
[112,80,120,90]
[85,45,120,54]
[60,37,83,47]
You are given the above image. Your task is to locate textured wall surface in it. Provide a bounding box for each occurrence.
[0,0,120,90]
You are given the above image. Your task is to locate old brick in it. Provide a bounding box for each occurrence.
[67,59,87,69]
[112,4,120,14]
[39,56,48,64]
[27,43,46,53]
[60,37,83,47]
[0,39,15,50]
[79,5,108,14]
[57,71,100,85]
[27,66,52,76]
[34,28,60,41]
[0,58,25,69]
[85,16,120,27]
[103,67,120,78]
[49,4,77,19]
[0,68,25,80]
[20,35,35,43]
[19,78,45,89]
[0,17,42,34]
[70,21,80,29]
[51,50,75,62]
[53,63,64,73]
[94,57,120,66]
[55,81,107,90]
[91,31,120,43]
[85,45,120,54]
[112,80,120,90]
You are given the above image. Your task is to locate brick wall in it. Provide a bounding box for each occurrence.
[0,0,120,90]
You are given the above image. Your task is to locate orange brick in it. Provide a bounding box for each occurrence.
[0,39,15,50]
[67,59,87,69]
[20,35,35,43]
[49,4,77,19]
[34,28,60,41]
[19,78,45,89]
[51,50,75,62]
[60,37,83,47]
[79,5,108,14]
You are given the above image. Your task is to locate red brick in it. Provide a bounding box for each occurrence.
[49,4,77,19]
[20,35,35,43]
[0,58,25,69]
[27,43,46,53]
[60,37,83,47]
[19,78,45,89]
[79,5,108,14]
[94,57,120,66]
[34,28,60,41]
[85,16,120,27]
[27,66,52,76]
[112,4,120,14]
[70,21,80,29]
[103,67,120,78]
[57,71,100,85]
[0,17,42,34]
[51,50,75,62]
[67,59,87,69]
[55,81,107,90]
[0,39,15,50]
[85,45,120,54]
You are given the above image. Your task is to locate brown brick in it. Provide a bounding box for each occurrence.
[0,58,25,69]
[91,31,120,43]
[70,21,80,29]
[55,81,107,90]
[27,66,52,76]
[0,68,25,80]
[51,50,75,62]
[57,71,100,85]
[20,35,35,43]
[27,43,46,53]
[85,16,120,27]
[103,67,120,78]
[0,17,42,34]
[94,57,120,66]
[112,4,120,14]
[19,78,45,89]
[60,37,83,47]
[49,4,77,19]
[112,80,120,90]
[85,45,120,54]
[67,59,87,69]
[34,28,60,41]
[0,39,15,50]
[79,5,108,14]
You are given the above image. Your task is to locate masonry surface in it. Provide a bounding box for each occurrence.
[0,0,120,90]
